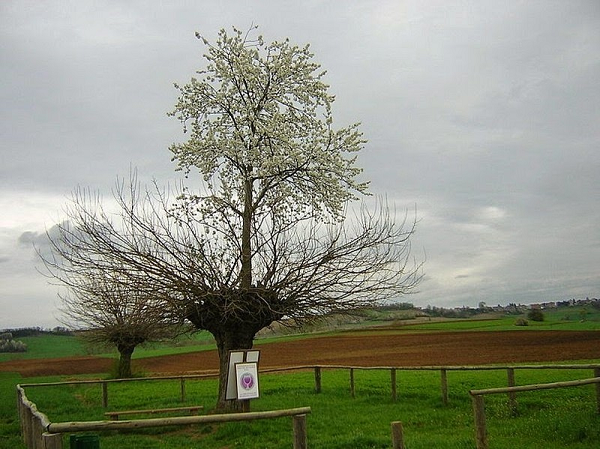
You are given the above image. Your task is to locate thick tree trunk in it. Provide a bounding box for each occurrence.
[213,325,256,412]
[186,289,282,412]
[210,177,255,411]
[117,345,135,378]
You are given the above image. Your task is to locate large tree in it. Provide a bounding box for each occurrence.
[168,27,422,410]
[41,27,422,411]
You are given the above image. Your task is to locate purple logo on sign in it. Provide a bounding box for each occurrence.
[240,372,254,390]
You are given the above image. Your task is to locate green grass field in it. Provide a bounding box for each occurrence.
[2,306,598,363]
[10,367,600,448]
[0,334,85,362]
[0,330,217,363]
[2,308,600,448]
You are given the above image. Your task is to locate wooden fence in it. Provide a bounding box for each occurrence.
[17,364,600,448]
[17,383,311,449]
[20,373,218,408]
[469,375,600,449]
[279,364,600,406]
[20,364,600,409]
[17,385,52,449]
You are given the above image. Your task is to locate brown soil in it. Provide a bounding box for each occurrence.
[2,330,600,378]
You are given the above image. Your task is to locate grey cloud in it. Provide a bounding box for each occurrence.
[0,0,598,327]
[17,223,70,261]
[18,231,38,246]
[18,229,52,248]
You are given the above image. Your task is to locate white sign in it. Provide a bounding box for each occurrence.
[226,350,260,400]
[235,362,260,399]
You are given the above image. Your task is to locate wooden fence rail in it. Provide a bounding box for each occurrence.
[17,382,311,449]
[20,363,600,409]
[20,373,218,408]
[46,407,312,432]
[469,376,600,449]
[265,363,600,406]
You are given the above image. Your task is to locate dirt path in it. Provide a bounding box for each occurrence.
[2,330,599,377]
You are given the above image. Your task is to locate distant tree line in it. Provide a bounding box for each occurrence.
[423,306,482,319]
[374,302,416,311]
[555,298,600,310]
[373,297,600,319]
[0,327,73,338]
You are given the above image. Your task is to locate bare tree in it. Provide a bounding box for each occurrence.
[60,276,181,379]
[40,188,184,379]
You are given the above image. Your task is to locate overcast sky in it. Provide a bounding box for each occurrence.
[1,1,599,329]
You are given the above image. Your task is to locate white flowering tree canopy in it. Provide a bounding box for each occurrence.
[169,27,369,226]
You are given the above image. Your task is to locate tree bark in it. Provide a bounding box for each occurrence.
[240,176,253,290]
[213,325,256,412]
[117,345,135,378]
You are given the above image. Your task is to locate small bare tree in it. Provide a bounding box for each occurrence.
[60,277,181,378]
[40,188,184,379]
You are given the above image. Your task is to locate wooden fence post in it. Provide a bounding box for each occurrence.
[33,413,46,449]
[23,405,33,448]
[314,367,322,394]
[42,432,63,449]
[180,378,186,403]
[391,369,397,402]
[507,368,517,415]
[595,368,600,414]
[440,369,448,405]
[16,387,25,439]
[391,421,405,449]
[102,382,108,408]
[472,394,488,449]
[349,368,355,398]
[293,414,308,449]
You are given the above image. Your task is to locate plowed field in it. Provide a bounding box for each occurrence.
[2,330,599,377]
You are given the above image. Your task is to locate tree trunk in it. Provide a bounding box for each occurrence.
[240,176,253,290]
[213,325,256,412]
[185,289,282,412]
[117,345,135,378]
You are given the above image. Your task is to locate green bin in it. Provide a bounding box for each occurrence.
[70,434,100,449]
